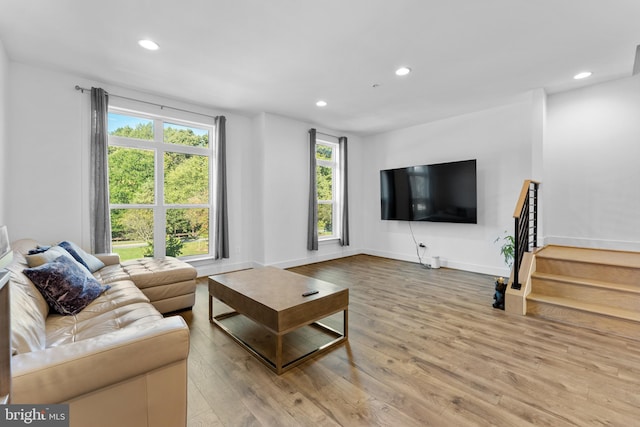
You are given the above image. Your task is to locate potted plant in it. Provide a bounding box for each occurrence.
[492,232,514,309]
[495,232,514,268]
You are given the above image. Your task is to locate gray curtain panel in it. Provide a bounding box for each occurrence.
[339,136,349,246]
[307,129,319,251]
[90,87,112,254]
[214,116,229,259]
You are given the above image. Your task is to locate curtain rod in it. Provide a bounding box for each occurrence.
[74,85,218,120]
[317,131,340,139]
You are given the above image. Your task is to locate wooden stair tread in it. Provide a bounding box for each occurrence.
[537,245,640,269]
[527,293,640,322]
[532,272,640,294]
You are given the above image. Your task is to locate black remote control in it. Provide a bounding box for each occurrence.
[302,290,319,297]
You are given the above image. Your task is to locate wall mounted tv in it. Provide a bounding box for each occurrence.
[380,159,477,223]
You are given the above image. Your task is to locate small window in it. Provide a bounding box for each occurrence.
[316,140,340,239]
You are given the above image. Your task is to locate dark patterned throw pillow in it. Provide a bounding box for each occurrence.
[24,255,110,315]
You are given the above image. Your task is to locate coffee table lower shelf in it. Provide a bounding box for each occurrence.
[209,307,348,375]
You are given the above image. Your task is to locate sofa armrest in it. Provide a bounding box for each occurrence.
[94,253,121,266]
[11,316,189,404]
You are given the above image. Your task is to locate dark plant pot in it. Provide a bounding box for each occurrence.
[492,277,506,310]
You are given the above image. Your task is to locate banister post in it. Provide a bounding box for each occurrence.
[512,216,521,290]
[532,182,538,249]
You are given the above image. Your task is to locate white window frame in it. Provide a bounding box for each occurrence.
[316,138,341,241]
[107,107,215,260]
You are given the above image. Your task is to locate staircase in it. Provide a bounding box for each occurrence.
[526,245,640,340]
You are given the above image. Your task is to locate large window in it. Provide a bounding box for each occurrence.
[107,110,214,260]
[316,139,341,239]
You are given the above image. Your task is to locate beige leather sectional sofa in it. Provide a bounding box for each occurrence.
[6,238,197,427]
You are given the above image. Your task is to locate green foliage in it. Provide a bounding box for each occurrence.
[108,147,154,204]
[121,209,153,242]
[164,154,209,204]
[110,122,153,140]
[165,235,184,257]
[165,208,209,241]
[143,241,153,257]
[143,235,184,258]
[316,165,332,201]
[315,146,335,236]
[164,125,208,147]
[318,204,332,236]
[495,232,515,268]
[113,240,206,261]
[316,145,332,161]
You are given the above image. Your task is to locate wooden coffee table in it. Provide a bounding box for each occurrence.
[208,267,348,374]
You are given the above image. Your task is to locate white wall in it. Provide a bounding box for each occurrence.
[5,62,256,275]
[362,95,538,276]
[257,113,363,268]
[251,113,267,265]
[545,74,640,251]
[7,63,85,242]
[0,40,9,226]
[4,62,365,275]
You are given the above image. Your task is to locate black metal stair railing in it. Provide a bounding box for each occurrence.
[512,180,539,290]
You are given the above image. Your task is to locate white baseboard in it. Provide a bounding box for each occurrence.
[268,248,362,270]
[193,260,255,277]
[192,248,363,277]
[191,248,510,279]
[364,249,508,277]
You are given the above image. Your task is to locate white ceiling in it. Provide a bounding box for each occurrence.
[1,0,639,135]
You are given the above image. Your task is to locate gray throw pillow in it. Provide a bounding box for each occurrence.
[25,246,76,268]
[58,240,105,273]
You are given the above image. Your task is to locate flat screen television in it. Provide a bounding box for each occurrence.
[380,159,477,223]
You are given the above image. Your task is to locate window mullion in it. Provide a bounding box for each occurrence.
[155,121,165,258]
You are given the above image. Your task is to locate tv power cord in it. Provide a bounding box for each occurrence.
[417,243,431,269]
[409,222,432,269]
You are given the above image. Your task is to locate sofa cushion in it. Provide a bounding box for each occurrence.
[92,263,131,284]
[24,255,111,315]
[25,246,76,268]
[58,240,105,273]
[6,239,51,354]
[45,302,163,347]
[116,257,197,289]
[6,266,50,355]
[66,280,150,321]
[10,238,41,265]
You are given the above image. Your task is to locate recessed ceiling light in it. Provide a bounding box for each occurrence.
[138,39,159,51]
[316,100,327,107]
[573,71,592,80]
[395,67,411,76]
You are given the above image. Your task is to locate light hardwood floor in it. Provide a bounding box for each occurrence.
[179,255,640,426]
